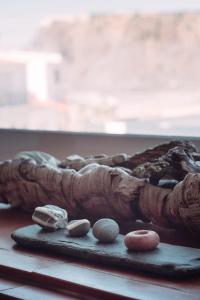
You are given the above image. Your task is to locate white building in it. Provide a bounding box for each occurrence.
[0,51,63,105]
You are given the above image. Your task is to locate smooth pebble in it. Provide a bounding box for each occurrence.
[92,218,119,243]
[66,219,90,237]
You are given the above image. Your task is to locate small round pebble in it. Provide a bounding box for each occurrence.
[66,219,90,237]
[124,230,160,251]
[92,218,119,243]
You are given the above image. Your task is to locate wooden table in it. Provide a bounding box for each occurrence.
[0,204,200,300]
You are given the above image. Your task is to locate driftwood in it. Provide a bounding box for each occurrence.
[0,140,200,232]
[60,140,200,184]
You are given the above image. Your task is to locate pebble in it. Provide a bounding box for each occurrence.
[32,205,68,230]
[66,219,90,237]
[92,218,119,243]
[124,230,160,251]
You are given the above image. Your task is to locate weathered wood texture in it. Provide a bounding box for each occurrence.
[12,224,200,278]
[60,140,200,184]
[1,140,200,232]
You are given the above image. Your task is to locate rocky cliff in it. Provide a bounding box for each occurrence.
[34,13,200,93]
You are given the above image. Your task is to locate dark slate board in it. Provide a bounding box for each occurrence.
[11,224,200,278]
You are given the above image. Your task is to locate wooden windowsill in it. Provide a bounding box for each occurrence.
[0,204,200,300]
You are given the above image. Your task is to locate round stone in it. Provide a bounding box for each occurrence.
[124,230,160,251]
[66,219,90,237]
[92,218,119,243]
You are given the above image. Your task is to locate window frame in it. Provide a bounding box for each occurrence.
[0,128,199,161]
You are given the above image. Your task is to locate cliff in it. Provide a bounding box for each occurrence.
[34,13,200,93]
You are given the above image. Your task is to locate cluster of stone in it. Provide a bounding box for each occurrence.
[32,205,160,251]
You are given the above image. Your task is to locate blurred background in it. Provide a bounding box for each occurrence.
[0,0,200,136]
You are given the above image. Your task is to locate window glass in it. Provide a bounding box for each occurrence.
[0,0,200,136]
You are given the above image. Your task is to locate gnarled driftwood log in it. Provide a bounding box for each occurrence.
[0,140,200,232]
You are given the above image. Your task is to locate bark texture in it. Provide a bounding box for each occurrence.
[0,140,200,232]
[60,140,200,184]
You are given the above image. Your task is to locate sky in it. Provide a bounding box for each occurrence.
[1,0,200,49]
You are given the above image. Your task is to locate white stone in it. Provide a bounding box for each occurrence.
[32,205,68,230]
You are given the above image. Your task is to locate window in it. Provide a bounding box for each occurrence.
[53,69,60,84]
[0,0,200,136]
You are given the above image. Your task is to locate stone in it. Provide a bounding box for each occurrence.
[12,224,200,278]
[92,218,119,243]
[124,230,160,251]
[32,205,68,230]
[66,219,90,237]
